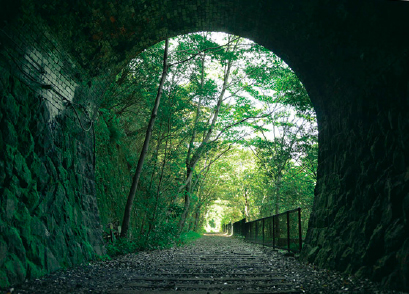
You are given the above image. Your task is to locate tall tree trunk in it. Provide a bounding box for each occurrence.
[120,38,169,238]
[148,122,163,191]
[178,168,192,232]
[274,175,282,215]
[244,188,250,219]
[177,49,235,233]
[194,204,202,231]
[146,122,172,239]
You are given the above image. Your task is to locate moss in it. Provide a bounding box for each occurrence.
[4,144,17,177]
[10,76,30,104]
[0,269,9,288]
[30,216,49,239]
[0,131,4,161]
[5,227,26,261]
[46,156,57,181]
[0,237,7,267]
[15,206,32,243]
[68,242,84,265]
[62,148,73,169]
[18,129,34,158]
[30,153,50,191]
[63,200,74,222]
[54,182,66,209]
[45,248,60,272]
[1,94,19,125]
[4,189,17,220]
[65,181,75,203]
[14,151,32,188]
[57,165,69,181]
[25,187,40,212]
[53,229,68,262]
[26,260,45,280]
[4,122,17,154]
[27,239,45,267]
[81,241,95,260]
[5,254,26,285]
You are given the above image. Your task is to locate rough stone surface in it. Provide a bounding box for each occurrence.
[0,22,104,287]
[1,0,409,291]
[3,235,405,294]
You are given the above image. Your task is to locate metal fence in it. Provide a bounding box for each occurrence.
[223,208,304,253]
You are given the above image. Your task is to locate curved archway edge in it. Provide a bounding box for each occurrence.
[1,0,409,290]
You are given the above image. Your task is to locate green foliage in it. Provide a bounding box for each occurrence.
[95,31,317,251]
[177,231,202,245]
[105,231,202,257]
[105,238,140,257]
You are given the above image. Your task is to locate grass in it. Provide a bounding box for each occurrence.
[104,231,202,258]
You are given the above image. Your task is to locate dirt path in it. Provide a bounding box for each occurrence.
[5,234,404,293]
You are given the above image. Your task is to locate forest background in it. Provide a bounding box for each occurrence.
[94,32,318,254]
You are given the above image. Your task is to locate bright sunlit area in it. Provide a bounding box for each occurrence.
[96,31,317,245]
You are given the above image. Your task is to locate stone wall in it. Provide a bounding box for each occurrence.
[302,57,409,291]
[1,0,409,291]
[0,20,104,287]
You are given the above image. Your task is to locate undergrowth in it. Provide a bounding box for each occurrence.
[105,231,202,258]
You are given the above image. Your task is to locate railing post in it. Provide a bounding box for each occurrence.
[262,218,265,247]
[255,221,258,243]
[298,208,302,252]
[272,215,275,249]
[287,210,290,253]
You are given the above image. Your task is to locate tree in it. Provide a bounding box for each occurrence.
[120,38,170,238]
[95,32,318,246]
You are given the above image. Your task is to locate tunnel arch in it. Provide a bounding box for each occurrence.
[1,0,409,290]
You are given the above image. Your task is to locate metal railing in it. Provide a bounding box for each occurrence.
[223,208,304,253]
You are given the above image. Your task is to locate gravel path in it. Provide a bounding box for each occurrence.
[3,234,407,293]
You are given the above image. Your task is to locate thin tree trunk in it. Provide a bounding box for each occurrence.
[274,175,282,215]
[148,122,163,191]
[244,188,250,219]
[177,52,234,232]
[120,38,169,238]
[146,120,172,240]
[194,204,202,231]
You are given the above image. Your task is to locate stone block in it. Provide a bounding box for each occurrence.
[30,216,50,239]
[0,269,9,288]
[45,156,58,180]
[18,130,34,159]
[384,221,405,252]
[0,131,4,161]
[25,188,40,212]
[5,191,17,221]
[30,154,50,192]
[395,238,409,290]
[4,227,26,261]
[45,248,60,272]
[0,237,7,268]
[26,260,45,280]
[1,94,19,125]
[4,254,26,286]
[27,240,45,267]
[363,224,385,264]
[1,121,18,147]
[54,182,66,209]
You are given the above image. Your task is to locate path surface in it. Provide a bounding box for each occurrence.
[108,234,298,294]
[5,234,404,293]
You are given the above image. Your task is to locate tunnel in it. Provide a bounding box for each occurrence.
[0,0,408,290]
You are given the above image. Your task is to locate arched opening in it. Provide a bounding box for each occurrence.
[1,0,408,290]
[94,32,318,249]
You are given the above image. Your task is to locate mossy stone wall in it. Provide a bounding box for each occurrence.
[0,23,104,287]
[1,0,409,291]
